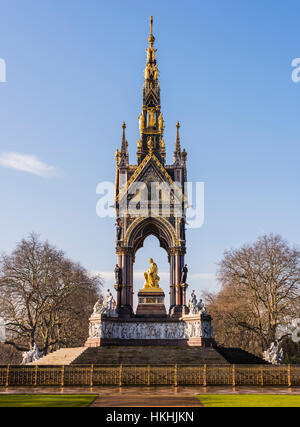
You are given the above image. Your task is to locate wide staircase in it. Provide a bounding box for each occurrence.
[29,347,87,365]
[30,346,268,366]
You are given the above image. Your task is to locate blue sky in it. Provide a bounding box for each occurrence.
[0,0,300,306]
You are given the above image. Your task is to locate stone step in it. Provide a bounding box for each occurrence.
[216,347,269,365]
[72,346,230,365]
[29,347,87,365]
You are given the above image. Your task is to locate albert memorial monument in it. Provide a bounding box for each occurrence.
[85,17,214,349]
[28,18,269,367]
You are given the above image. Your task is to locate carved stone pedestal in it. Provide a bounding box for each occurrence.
[136,288,167,318]
[182,313,214,346]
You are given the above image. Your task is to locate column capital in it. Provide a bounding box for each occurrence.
[116,246,134,256]
[169,247,186,256]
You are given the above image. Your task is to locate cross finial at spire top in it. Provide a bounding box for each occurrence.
[148,15,155,45]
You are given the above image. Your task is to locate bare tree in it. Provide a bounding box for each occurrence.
[206,234,300,354]
[0,343,21,365]
[0,233,102,356]
[204,286,264,355]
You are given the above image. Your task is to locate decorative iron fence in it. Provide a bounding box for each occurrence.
[0,365,299,387]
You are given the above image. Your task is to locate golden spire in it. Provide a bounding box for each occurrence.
[138,17,163,163]
[145,16,158,78]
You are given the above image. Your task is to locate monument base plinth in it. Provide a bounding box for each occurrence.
[86,312,215,347]
[136,288,167,318]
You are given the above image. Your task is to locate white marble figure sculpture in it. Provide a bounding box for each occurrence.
[263,341,284,365]
[188,290,198,315]
[21,343,42,365]
[197,298,207,314]
[0,318,6,343]
[187,292,207,316]
[93,289,117,318]
[93,299,102,314]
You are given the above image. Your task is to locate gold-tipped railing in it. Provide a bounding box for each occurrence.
[0,364,299,387]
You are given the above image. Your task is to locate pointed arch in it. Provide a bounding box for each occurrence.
[124,217,177,256]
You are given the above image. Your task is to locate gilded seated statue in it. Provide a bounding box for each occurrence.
[143,258,160,289]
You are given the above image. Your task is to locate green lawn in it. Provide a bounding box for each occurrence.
[0,394,98,407]
[197,394,300,407]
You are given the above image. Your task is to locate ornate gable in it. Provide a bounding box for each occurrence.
[117,154,185,207]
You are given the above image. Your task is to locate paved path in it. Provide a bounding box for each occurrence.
[90,395,203,407]
[0,386,299,407]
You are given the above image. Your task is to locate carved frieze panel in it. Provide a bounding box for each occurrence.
[88,318,213,341]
